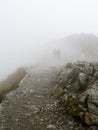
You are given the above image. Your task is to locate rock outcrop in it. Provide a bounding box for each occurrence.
[55,61,98,127]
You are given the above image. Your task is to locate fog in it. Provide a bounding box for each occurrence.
[0,0,98,80]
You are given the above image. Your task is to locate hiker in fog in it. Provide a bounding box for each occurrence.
[53,49,61,60]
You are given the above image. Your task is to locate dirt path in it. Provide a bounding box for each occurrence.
[0,68,88,130]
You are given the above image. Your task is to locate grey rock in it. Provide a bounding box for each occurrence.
[54,86,64,96]
[94,71,98,79]
[84,63,94,76]
[91,126,98,130]
[47,124,56,129]
[79,72,88,90]
[56,62,98,127]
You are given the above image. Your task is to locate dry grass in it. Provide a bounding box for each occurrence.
[0,67,26,100]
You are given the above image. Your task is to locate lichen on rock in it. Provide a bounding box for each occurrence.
[55,61,98,127]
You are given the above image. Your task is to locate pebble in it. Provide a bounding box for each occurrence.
[47,124,56,129]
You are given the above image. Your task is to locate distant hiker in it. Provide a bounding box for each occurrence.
[53,48,61,60]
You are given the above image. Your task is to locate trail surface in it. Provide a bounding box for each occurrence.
[0,68,89,130]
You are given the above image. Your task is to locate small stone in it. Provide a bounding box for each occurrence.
[55,86,64,96]
[68,121,72,125]
[47,124,56,129]
[29,89,34,93]
[61,94,68,102]
[40,119,44,122]
[84,112,92,125]
[70,126,74,129]
[15,118,19,122]
[64,89,67,92]
[79,112,85,119]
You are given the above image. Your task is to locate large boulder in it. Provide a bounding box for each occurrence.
[55,61,98,127]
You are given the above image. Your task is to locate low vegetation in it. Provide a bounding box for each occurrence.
[0,67,26,101]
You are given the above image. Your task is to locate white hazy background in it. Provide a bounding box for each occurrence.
[0,0,98,80]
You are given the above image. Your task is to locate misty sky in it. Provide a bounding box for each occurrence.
[0,0,98,80]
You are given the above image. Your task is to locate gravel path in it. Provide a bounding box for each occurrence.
[0,68,93,130]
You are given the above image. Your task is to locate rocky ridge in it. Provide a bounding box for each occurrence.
[0,64,98,130]
[55,61,98,128]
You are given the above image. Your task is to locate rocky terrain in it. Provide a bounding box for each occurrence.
[0,64,98,130]
[55,61,98,129]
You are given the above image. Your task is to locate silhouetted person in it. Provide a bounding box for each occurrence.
[53,48,61,60]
